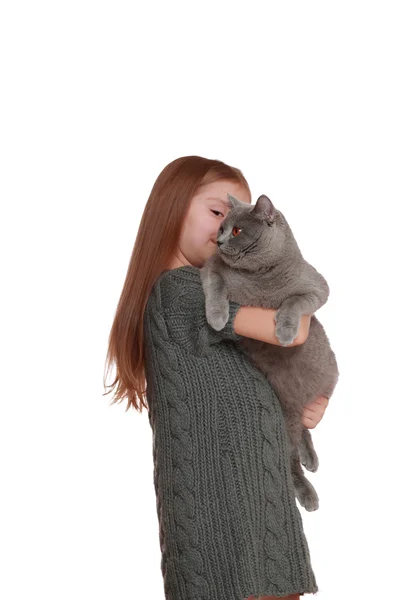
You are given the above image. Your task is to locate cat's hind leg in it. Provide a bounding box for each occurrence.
[299,427,319,473]
[292,457,319,511]
[289,443,319,512]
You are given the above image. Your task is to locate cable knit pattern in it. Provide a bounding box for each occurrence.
[143,265,318,600]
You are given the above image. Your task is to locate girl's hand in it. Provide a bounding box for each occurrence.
[302,394,329,429]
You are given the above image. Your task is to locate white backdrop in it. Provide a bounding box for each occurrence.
[1,2,399,599]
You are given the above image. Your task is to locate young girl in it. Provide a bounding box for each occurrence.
[104,155,327,599]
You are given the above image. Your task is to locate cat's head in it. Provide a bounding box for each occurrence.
[216,193,297,270]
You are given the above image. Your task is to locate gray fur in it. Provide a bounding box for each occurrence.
[199,192,339,512]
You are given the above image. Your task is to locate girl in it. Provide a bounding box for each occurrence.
[104,155,328,599]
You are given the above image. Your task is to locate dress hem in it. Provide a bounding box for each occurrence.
[242,587,318,599]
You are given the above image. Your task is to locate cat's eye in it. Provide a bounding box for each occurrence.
[232,226,241,237]
[211,209,224,217]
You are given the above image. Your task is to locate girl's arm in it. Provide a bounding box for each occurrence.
[233,306,311,347]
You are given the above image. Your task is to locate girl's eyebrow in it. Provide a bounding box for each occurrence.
[206,196,229,206]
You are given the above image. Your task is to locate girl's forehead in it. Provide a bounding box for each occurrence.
[205,195,231,206]
[192,182,251,208]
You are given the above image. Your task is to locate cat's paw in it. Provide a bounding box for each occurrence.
[275,320,299,346]
[299,445,319,473]
[206,308,229,331]
[295,483,319,512]
[302,492,319,512]
[274,309,301,346]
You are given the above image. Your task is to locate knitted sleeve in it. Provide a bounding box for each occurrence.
[158,268,244,353]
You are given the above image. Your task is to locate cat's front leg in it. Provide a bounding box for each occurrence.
[200,264,230,331]
[274,293,321,346]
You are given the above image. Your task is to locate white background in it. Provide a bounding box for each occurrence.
[1,1,399,599]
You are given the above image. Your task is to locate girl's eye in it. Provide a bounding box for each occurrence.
[211,209,224,217]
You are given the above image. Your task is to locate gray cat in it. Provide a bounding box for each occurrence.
[199,193,339,512]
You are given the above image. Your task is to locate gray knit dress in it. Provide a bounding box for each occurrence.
[143,264,318,600]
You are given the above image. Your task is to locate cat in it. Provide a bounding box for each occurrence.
[199,192,339,512]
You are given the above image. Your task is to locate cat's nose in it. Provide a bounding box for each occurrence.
[217,240,223,247]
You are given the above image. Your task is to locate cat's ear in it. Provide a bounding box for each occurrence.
[226,192,249,209]
[252,194,276,224]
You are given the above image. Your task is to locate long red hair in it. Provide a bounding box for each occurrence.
[103,155,251,412]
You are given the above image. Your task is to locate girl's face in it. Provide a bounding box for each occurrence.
[170,179,251,269]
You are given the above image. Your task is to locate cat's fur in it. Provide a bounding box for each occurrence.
[199,193,339,512]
